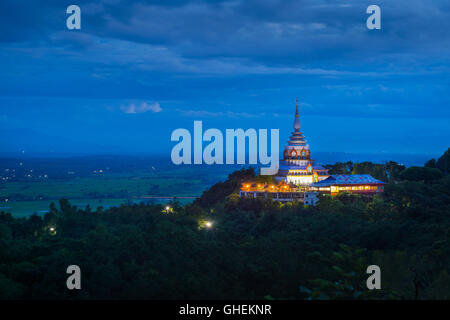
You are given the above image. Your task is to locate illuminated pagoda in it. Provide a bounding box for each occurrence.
[275,100,329,185]
[239,100,385,204]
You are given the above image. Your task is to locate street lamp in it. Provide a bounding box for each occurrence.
[48,226,56,235]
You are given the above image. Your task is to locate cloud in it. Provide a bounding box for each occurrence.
[0,1,449,122]
[177,108,262,118]
[3,0,450,65]
[120,102,162,114]
[2,0,450,83]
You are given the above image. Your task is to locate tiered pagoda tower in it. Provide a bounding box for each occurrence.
[275,101,329,185]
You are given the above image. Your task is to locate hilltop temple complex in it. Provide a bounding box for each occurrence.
[239,101,385,205]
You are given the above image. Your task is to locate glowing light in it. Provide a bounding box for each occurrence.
[165,205,171,213]
[49,227,55,232]
[205,221,213,228]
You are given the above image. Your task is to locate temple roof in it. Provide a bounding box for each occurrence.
[310,174,385,187]
[287,100,307,146]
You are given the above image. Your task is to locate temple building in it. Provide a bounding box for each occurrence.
[309,174,385,196]
[275,100,329,185]
[239,100,385,204]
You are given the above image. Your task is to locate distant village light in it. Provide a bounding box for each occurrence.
[205,221,213,228]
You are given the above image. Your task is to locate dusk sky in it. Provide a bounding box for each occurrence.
[0,0,449,157]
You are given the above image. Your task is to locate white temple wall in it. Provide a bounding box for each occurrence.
[287,175,313,185]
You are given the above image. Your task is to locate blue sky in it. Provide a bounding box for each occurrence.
[0,0,449,157]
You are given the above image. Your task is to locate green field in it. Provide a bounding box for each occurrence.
[0,168,231,217]
[1,173,204,197]
[0,155,243,217]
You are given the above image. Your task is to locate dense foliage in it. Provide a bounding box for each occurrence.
[0,149,449,300]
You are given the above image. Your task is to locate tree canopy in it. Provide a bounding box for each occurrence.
[0,149,449,300]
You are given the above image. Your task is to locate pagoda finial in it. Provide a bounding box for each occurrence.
[293,99,300,131]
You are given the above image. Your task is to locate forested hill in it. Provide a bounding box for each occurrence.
[0,148,449,299]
